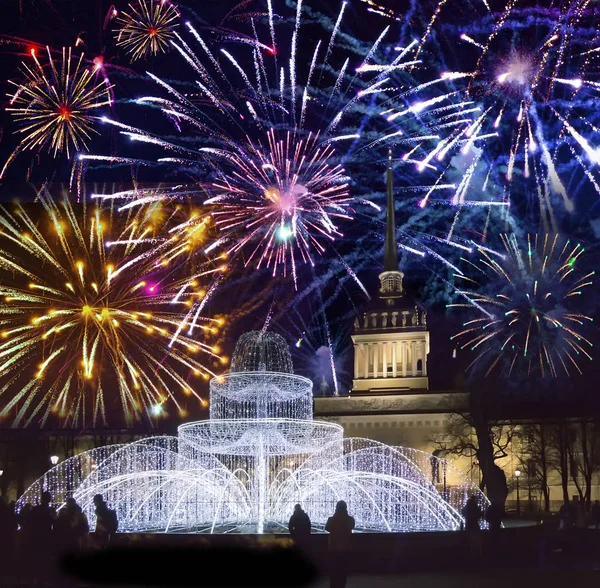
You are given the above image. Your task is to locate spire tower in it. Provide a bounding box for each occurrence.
[384,149,398,272]
[349,148,429,394]
[378,150,404,304]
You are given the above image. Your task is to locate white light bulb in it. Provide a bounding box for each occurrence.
[17,332,489,533]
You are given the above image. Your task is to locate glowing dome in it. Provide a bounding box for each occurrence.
[18,331,488,534]
[230,331,294,374]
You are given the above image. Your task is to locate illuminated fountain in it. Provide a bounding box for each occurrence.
[18,331,487,533]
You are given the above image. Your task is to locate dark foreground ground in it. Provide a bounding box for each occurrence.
[8,572,597,588]
[318,572,599,588]
[3,526,600,587]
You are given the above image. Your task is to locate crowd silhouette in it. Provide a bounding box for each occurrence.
[288,500,355,588]
[0,492,599,585]
[0,491,117,585]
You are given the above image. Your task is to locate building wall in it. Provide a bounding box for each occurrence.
[314,396,600,511]
[314,393,474,489]
[0,430,149,502]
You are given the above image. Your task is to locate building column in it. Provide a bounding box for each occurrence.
[382,342,388,378]
[354,344,360,379]
[392,342,397,378]
[373,343,379,378]
[422,343,427,376]
[402,341,407,377]
[411,341,417,376]
[364,344,369,379]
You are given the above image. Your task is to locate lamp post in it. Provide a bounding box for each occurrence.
[473,460,481,487]
[515,469,521,516]
[50,455,59,466]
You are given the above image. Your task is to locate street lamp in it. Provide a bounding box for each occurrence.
[50,455,59,466]
[473,460,480,486]
[515,469,521,516]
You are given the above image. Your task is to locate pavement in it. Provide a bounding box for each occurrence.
[308,572,599,588]
[4,571,600,588]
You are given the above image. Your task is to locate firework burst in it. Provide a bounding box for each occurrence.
[450,233,595,378]
[206,129,352,277]
[0,191,225,427]
[402,0,600,232]
[115,0,179,62]
[3,46,113,178]
[81,0,473,284]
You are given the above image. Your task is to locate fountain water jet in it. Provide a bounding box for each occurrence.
[18,331,488,532]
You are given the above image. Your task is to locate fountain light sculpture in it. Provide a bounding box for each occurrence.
[18,331,488,532]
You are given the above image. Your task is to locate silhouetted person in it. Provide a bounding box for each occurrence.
[17,502,33,539]
[30,491,56,580]
[591,501,600,530]
[93,494,118,548]
[462,495,482,531]
[31,491,55,537]
[572,497,585,529]
[288,504,311,548]
[325,500,355,588]
[15,503,34,583]
[0,497,15,573]
[7,501,16,525]
[5,501,17,578]
[559,501,572,530]
[485,503,503,532]
[56,497,89,553]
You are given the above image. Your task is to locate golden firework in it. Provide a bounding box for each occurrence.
[3,47,113,177]
[115,0,179,62]
[0,191,225,427]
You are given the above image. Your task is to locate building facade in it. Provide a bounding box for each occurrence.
[314,152,470,489]
[313,153,600,510]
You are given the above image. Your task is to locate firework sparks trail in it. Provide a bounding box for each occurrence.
[81,0,473,285]
[399,0,600,231]
[115,0,180,62]
[3,46,113,178]
[278,290,354,396]
[0,190,226,427]
[205,129,352,281]
[449,233,594,378]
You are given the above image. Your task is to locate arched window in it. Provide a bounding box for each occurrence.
[381,274,401,293]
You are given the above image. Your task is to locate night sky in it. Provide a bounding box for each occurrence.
[0,0,599,430]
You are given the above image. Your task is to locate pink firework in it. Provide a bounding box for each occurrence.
[205,130,352,280]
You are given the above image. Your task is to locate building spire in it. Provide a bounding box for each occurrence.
[384,149,398,272]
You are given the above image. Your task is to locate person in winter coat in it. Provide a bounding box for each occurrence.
[288,504,311,547]
[462,495,482,531]
[485,503,504,532]
[559,501,572,530]
[30,492,57,580]
[93,494,118,548]
[55,497,89,552]
[325,501,355,588]
[591,500,600,530]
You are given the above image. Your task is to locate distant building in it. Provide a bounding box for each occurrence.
[314,151,468,488]
[313,151,600,510]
